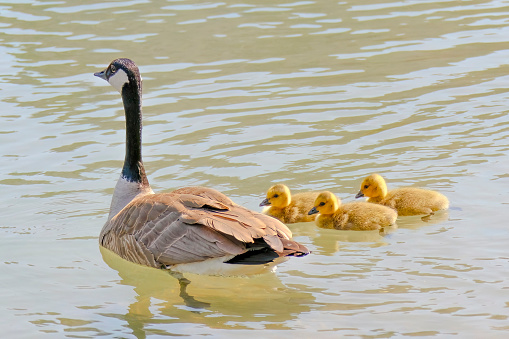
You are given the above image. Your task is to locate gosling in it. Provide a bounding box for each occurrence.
[356,173,449,216]
[308,191,397,231]
[260,184,320,223]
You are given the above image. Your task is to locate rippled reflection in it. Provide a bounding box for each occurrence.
[99,247,315,335]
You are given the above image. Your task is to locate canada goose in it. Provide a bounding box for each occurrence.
[94,58,309,276]
[356,173,449,216]
[260,184,319,223]
[308,191,397,230]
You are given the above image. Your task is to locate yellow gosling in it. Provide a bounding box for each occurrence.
[260,184,320,223]
[308,191,397,231]
[356,173,449,216]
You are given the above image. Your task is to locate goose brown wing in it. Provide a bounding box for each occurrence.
[100,188,306,267]
[173,186,294,250]
[171,186,235,206]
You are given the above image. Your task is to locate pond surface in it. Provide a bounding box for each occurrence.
[1,0,509,337]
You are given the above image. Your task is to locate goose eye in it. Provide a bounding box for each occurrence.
[364,185,369,189]
[319,202,325,206]
[273,194,279,198]
[110,65,116,73]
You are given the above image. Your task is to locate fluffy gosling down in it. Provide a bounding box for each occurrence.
[308,191,397,231]
[356,173,449,216]
[260,184,320,223]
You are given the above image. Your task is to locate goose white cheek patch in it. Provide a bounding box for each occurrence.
[108,68,129,93]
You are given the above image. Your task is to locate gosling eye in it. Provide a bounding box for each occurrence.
[364,185,369,189]
[319,202,325,206]
[273,194,279,198]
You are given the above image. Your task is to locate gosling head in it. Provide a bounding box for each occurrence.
[308,191,340,216]
[356,173,388,199]
[260,184,292,208]
[94,58,142,94]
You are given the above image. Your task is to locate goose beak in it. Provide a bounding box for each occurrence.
[308,207,318,215]
[355,191,364,199]
[259,198,271,207]
[94,68,107,81]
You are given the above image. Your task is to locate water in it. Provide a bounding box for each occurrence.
[1,0,509,337]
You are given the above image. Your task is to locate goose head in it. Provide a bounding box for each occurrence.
[356,173,387,199]
[260,184,292,208]
[94,58,150,221]
[94,58,142,94]
[308,191,339,216]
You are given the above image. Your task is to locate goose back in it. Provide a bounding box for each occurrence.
[100,186,308,273]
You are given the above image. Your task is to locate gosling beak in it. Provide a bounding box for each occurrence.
[308,207,318,215]
[94,68,107,81]
[355,191,364,199]
[259,198,271,207]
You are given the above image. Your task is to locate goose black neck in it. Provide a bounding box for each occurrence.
[120,82,149,186]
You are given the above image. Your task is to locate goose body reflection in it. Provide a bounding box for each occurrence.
[94,58,309,276]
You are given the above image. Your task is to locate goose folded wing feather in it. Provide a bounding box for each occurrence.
[151,224,246,265]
